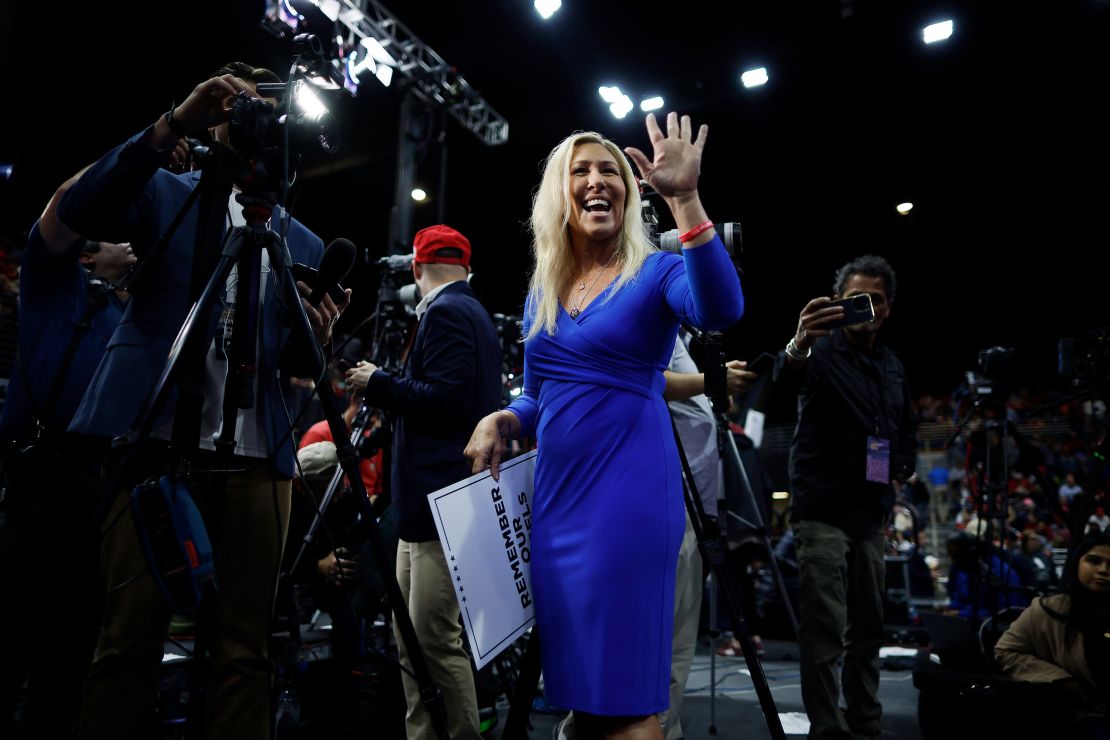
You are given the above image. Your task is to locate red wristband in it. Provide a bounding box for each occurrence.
[678,220,714,244]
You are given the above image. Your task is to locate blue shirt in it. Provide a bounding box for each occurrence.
[0,225,126,442]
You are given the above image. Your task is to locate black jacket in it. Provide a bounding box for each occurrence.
[364,281,501,542]
[774,328,917,537]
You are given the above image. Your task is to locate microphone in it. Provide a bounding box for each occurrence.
[308,238,356,307]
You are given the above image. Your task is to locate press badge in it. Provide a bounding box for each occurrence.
[866,436,890,483]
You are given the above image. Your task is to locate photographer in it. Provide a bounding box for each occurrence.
[0,170,134,738]
[55,62,344,740]
[773,255,917,739]
[345,224,500,740]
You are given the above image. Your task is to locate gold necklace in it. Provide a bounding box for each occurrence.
[567,251,617,318]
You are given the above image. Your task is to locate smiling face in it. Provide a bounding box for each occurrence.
[566,141,626,248]
[1078,544,1110,595]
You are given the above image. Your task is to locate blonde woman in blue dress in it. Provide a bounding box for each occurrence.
[466,112,744,739]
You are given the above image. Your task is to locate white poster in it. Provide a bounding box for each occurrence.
[427,450,538,670]
[744,407,766,448]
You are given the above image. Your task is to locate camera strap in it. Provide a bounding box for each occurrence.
[14,273,112,441]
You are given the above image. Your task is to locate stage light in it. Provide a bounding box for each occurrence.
[0,164,12,180]
[534,0,561,19]
[610,96,634,118]
[598,86,623,103]
[772,491,790,500]
[640,96,664,112]
[741,67,768,88]
[294,81,329,122]
[338,7,364,24]
[896,202,914,215]
[312,0,341,21]
[597,85,633,118]
[360,36,397,66]
[359,36,396,87]
[345,39,395,91]
[411,188,428,202]
[277,0,303,31]
[923,20,954,44]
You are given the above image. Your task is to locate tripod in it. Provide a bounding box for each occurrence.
[669,413,787,739]
[96,136,446,738]
[948,393,1025,627]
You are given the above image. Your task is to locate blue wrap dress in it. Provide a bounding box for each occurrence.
[507,236,744,714]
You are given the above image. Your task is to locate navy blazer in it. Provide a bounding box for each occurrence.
[364,281,501,542]
[58,127,324,477]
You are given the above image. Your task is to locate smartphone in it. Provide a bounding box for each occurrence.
[291,263,347,304]
[745,352,776,378]
[823,293,875,329]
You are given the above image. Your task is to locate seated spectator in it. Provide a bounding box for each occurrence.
[994,532,1110,736]
[1056,474,1083,510]
[1091,506,1110,534]
[1012,531,1058,594]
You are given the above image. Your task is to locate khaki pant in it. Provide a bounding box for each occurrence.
[393,538,481,740]
[80,466,291,740]
[660,513,702,740]
[794,520,885,740]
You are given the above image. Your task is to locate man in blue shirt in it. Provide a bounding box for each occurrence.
[0,170,134,739]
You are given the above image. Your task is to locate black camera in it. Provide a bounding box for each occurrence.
[640,193,741,257]
[228,90,338,159]
[963,346,1016,400]
[373,255,420,315]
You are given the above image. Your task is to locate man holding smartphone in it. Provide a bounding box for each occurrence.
[773,254,917,739]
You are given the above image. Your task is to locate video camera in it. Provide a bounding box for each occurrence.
[373,254,420,317]
[228,90,338,159]
[964,346,1016,400]
[219,35,340,203]
[640,185,742,258]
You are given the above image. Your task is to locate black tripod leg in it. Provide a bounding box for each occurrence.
[268,239,448,740]
[719,424,800,639]
[670,418,786,740]
[502,627,541,739]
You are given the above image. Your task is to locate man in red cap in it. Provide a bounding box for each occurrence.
[346,225,500,740]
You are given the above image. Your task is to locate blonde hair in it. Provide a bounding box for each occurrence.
[524,131,657,341]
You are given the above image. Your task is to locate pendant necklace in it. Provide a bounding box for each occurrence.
[568,251,617,319]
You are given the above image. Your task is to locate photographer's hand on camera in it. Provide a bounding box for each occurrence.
[624,112,716,248]
[296,281,350,344]
[152,74,259,149]
[786,297,846,362]
[464,410,522,481]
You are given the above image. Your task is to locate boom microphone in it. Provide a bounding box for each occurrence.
[308,238,356,306]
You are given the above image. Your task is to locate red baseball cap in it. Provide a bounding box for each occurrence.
[413,224,471,267]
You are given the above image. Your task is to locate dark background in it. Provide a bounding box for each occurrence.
[1,0,1107,397]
